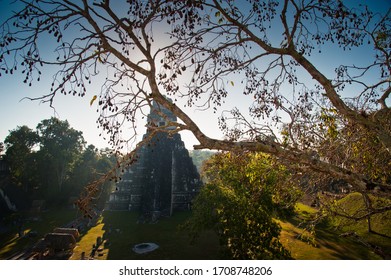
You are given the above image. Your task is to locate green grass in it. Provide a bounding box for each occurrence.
[278,197,390,260]
[279,219,381,259]
[70,216,108,260]
[104,211,219,259]
[0,209,219,260]
[72,201,388,260]
[330,193,391,254]
[70,211,220,260]
[2,193,390,260]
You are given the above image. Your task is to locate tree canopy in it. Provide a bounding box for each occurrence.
[184,151,299,259]
[4,125,39,190]
[0,0,390,196]
[3,118,115,208]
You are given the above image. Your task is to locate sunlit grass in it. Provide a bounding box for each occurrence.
[0,234,20,258]
[70,219,108,260]
[2,196,389,260]
[278,199,389,260]
[331,192,391,253]
[295,202,317,216]
[279,219,381,259]
[279,220,336,260]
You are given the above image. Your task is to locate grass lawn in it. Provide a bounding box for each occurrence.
[70,211,220,260]
[2,193,389,260]
[278,198,390,260]
[71,202,389,260]
[70,217,108,260]
[331,192,391,253]
[278,218,381,259]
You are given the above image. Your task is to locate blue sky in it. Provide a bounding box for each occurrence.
[0,0,390,152]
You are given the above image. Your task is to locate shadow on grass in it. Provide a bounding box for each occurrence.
[279,203,388,260]
[97,211,220,260]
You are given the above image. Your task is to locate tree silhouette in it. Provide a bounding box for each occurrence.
[0,0,390,197]
[36,117,85,197]
[4,125,39,192]
[3,119,114,207]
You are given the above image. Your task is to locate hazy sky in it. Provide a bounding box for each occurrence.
[0,0,390,152]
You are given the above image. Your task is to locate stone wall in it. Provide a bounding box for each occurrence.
[106,100,201,219]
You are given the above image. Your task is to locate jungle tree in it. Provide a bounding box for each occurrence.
[185,151,298,259]
[36,117,85,201]
[4,125,39,192]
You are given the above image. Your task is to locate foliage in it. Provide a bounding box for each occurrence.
[35,117,85,201]
[67,145,115,209]
[4,125,39,191]
[0,142,5,154]
[317,110,391,186]
[278,103,391,235]
[202,152,302,214]
[185,152,300,259]
[2,118,115,208]
[304,108,391,233]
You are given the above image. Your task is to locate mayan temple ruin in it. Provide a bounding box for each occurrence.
[106,99,201,221]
